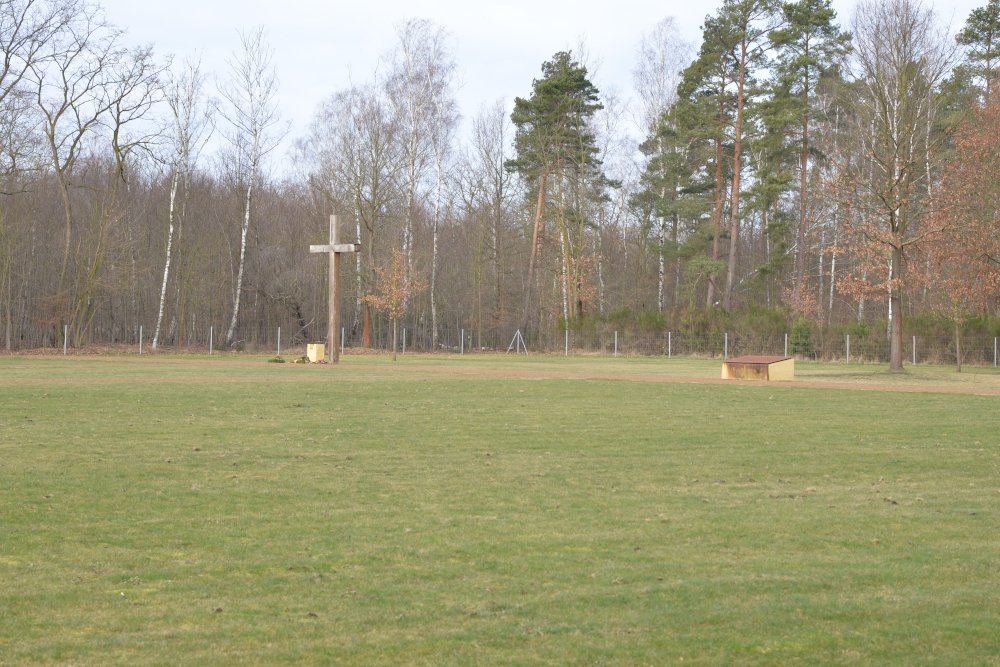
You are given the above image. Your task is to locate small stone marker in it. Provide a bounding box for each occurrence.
[309,215,359,364]
[306,343,325,363]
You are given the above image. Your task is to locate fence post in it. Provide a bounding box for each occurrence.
[846,334,850,364]
[995,337,998,368]
[341,327,345,357]
[139,325,143,355]
[913,335,917,365]
[277,327,281,357]
[668,331,672,358]
[63,325,68,355]
[724,332,729,359]
[461,329,465,354]
[784,333,788,357]
[614,331,618,357]
[209,326,213,355]
[402,328,406,355]
[565,329,569,356]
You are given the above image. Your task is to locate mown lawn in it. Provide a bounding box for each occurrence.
[1,354,998,665]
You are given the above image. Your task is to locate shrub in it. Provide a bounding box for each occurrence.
[789,318,814,357]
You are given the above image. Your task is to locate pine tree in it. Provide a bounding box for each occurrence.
[771,0,850,314]
[676,27,737,309]
[507,51,603,331]
[957,0,1000,98]
[634,96,715,314]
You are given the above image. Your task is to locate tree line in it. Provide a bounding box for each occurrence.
[1,0,998,368]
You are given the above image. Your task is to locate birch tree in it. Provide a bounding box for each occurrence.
[633,17,692,312]
[385,18,457,347]
[468,100,516,330]
[217,26,283,348]
[152,57,211,350]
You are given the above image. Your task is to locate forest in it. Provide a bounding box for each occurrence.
[1,0,998,368]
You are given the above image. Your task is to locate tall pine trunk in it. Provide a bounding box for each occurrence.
[522,169,549,331]
[723,40,748,311]
[707,132,725,308]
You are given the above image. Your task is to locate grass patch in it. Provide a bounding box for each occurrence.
[1,354,999,664]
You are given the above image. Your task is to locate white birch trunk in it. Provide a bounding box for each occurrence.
[817,228,825,309]
[886,258,893,339]
[559,185,569,328]
[561,227,570,327]
[355,206,363,332]
[657,143,668,312]
[152,170,180,350]
[828,247,837,325]
[430,151,441,347]
[403,173,415,295]
[226,177,253,346]
[657,222,666,312]
[596,234,605,317]
[858,268,867,321]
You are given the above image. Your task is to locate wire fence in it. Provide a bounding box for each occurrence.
[38,322,1000,368]
[362,328,999,368]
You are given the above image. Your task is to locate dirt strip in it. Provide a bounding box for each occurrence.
[2,355,999,395]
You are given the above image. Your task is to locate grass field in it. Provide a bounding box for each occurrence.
[1,353,999,665]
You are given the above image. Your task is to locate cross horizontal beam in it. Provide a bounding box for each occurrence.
[310,243,361,254]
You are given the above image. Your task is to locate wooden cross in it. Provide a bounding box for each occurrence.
[309,214,360,363]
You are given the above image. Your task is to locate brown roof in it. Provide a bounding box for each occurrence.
[725,355,791,364]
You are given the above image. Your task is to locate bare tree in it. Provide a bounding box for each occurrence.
[848,0,956,369]
[302,84,403,345]
[28,3,164,344]
[29,4,118,309]
[0,0,76,348]
[455,99,518,341]
[0,0,78,106]
[472,101,516,329]
[216,26,284,347]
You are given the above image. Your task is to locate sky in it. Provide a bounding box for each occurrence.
[97,0,980,172]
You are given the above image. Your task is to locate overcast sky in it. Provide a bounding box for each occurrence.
[97,0,979,172]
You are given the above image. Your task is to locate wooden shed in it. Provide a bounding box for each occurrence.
[721,355,795,381]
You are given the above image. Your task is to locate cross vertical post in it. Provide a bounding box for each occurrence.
[309,214,360,363]
[327,214,340,364]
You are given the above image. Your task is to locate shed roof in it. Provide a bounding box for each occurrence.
[725,355,791,364]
